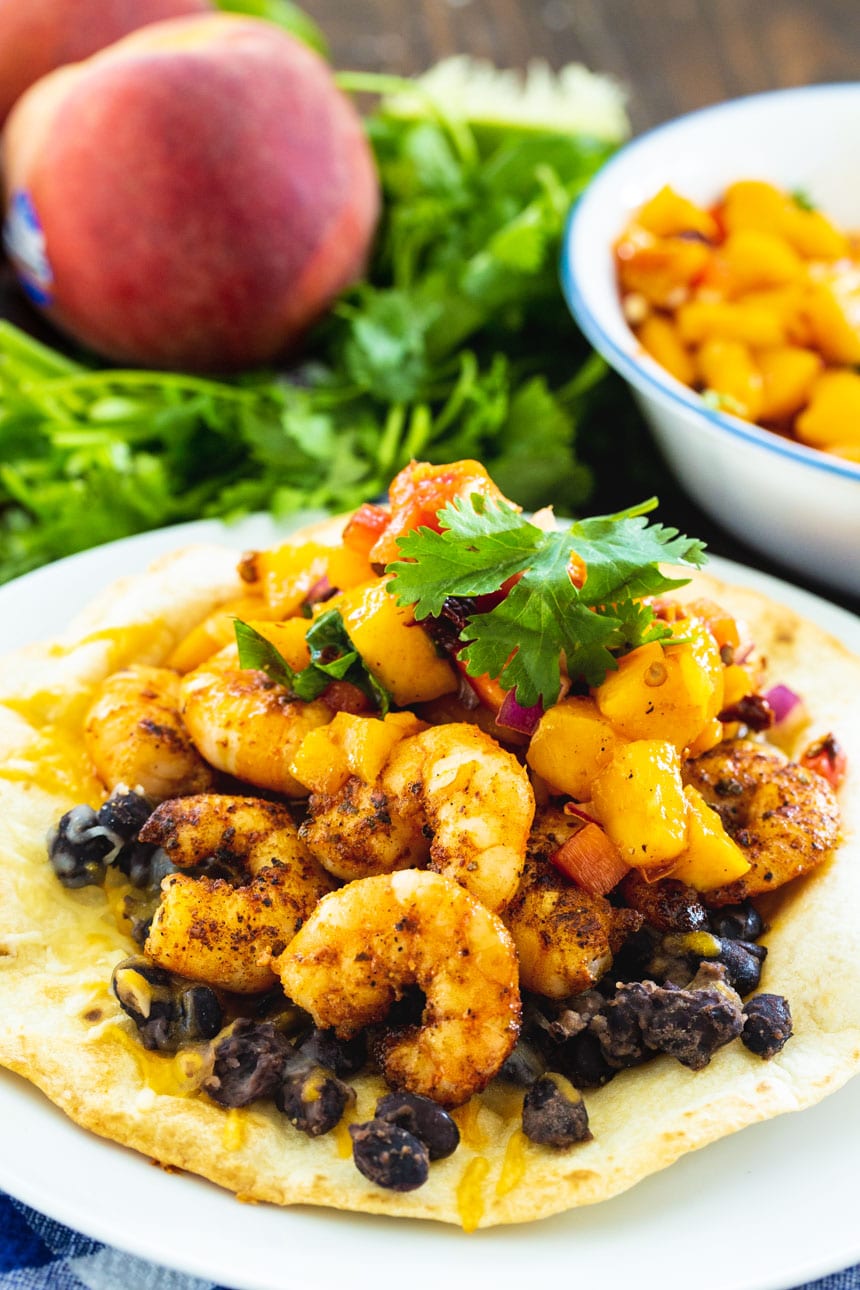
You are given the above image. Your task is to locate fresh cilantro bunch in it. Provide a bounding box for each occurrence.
[0,58,629,584]
[389,494,707,707]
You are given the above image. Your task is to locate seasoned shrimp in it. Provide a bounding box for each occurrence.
[302,723,534,912]
[142,795,334,993]
[180,645,332,797]
[682,738,840,905]
[276,869,521,1105]
[84,665,216,802]
[504,808,642,999]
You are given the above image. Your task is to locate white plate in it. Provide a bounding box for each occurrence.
[1,523,859,1290]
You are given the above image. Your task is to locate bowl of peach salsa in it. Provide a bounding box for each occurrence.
[561,84,860,597]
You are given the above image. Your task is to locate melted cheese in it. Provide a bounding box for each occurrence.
[456,1156,489,1233]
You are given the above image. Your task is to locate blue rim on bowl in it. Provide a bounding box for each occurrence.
[559,84,860,487]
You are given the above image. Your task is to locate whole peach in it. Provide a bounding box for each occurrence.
[2,14,380,371]
[0,0,213,127]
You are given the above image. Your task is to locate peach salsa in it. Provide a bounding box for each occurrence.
[0,458,858,1229]
[615,180,860,461]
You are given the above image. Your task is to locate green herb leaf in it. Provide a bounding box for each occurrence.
[306,609,393,714]
[234,620,329,700]
[234,611,392,713]
[0,59,631,585]
[388,494,707,706]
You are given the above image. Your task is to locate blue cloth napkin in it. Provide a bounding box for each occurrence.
[1,1191,859,1290]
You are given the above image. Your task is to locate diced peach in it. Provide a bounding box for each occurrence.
[240,616,312,672]
[677,300,785,348]
[780,204,850,260]
[590,739,688,870]
[720,181,790,236]
[166,594,276,672]
[636,314,695,385]
[757,345,823,421]
[669,786,750,891]
[718,228,804,296]
[682,598,740,653]
[336,711,425,782]
[803,273,860,366]
[721,663,755,709]
[335,578,457,705]
[616,233,710,307]
[635,185,719,240]
[244,539,373,618]
[288,726,351,796]
[741,285,812,346]
[796,370,860,450]
[721,181,848,260]
[526,696,619,801]
[288,710,426,796]
[594,626,722,752]
[696,338,764,420]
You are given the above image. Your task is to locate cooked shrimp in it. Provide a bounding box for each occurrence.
[276,869,521,1105]
[302,723,534,912]
[504,807,642,999]
[682,738,840,905]
[142,795,334,993]
[180,645,332,797]
[84,665,216,802]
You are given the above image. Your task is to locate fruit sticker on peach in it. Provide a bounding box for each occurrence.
[3,189,53,306]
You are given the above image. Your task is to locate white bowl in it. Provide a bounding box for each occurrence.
[561,84,860,598]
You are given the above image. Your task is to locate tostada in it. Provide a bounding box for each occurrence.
[0,459,857,1228]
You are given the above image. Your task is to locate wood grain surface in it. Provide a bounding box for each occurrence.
[304,0,859,130]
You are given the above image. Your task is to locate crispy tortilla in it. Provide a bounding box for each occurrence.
[0,533,858,1229]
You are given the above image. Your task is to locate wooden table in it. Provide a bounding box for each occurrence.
[305,0,859,131]
[303,0,860,615]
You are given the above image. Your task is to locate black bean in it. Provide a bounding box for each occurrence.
[742,994,793,1059]
[276,1056,354,1136]
[97,791,153,840]
[298,1026,368,1076]
[349,1119,430,1191]
[47,804,114,887]
[709,902,764,942]
[206,1019,290,1107]
[715,938,766,996]
[111,956,174,1028]
[498,1039,546,1088]
[522,1074,592,1148]
[112,956,223,1054]
[375,1091,459,1160]
[552,1031,616,1089]
[175,985,224,1046]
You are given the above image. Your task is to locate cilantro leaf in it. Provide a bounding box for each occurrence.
[388,493,707,706]
[234,611,392,714]
[234,620,329,701]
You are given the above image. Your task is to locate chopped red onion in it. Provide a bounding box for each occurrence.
[304,574,334,607]
[562,801,599,826]
[497,690,543,735]
[764,683,804,726]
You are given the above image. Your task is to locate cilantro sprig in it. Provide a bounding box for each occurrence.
[234,609,391,713]
[388,495,707,707]
[0,60,629,584]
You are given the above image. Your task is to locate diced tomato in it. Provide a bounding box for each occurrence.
[343,502,391,560]
[800,733,847,790]
[568,552,587,588]
[550,822,631,895]
[369,459,508,565]
[684,596,741,653]
[321,681,373,715]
